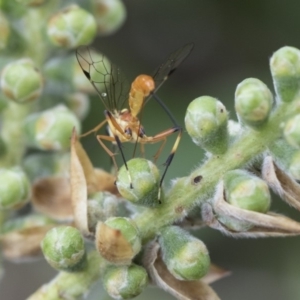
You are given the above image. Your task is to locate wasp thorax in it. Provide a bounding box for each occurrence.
[132,75,155,95]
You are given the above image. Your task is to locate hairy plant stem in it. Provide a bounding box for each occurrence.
[134,99,300,242]
[0,102,33,167]
[23,1,59,67]
[0,6,51,167]
[27,251,104,300]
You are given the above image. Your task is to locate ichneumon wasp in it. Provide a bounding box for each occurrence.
[76,43,194,201]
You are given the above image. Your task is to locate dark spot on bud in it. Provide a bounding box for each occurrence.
[220,108,224,113]
[193,175,203,184]
[175,205,184,214]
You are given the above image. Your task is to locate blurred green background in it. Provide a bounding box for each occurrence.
[2,1,300,299]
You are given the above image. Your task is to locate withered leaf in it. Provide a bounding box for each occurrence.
[95,221,133,265]
[70,129,90,236]
[94,168,118,195]
[32,177,73,221]
[262,155,300,211]
[204,181,300,237]
[144,242,221,300]
[202,264,231,285]
[0,225,54,262]
[70,129,119,237]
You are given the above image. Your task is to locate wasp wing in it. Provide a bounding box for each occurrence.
[144,43,194,105]
[76,46,129,112]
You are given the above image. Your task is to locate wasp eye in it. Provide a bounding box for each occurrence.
[125,128,132,136]
[139,127,145,138]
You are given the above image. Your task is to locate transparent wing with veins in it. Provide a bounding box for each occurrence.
[144,43,194,104]
[76,46,130,112]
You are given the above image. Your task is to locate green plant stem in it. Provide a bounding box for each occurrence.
[27,250,105,300]
[133,100,300,242]
[22,2,60,67]
[0,102,33,167]
[0,3,59,167]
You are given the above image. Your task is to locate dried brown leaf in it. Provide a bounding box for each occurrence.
[204,181,300,237]
[262,155,300,211]
[70,129,90,236]
[144,242,221,300]
[95,221,133,265]
[0,225,54,262]
[94,168,118,195]
[72,129,97,192]
[202,264,231,285]
[32,177,73,221]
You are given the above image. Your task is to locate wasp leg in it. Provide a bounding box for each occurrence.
[95,134,120,172]
[104,111,133,189]
[147,126,182,202]
[80,119,107,138]
[152,137,167,163]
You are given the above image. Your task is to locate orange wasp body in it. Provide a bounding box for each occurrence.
[76,44,194,200]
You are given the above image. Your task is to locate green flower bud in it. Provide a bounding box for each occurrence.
[185,96,228,154]
[270,46,300,102]
[103,264,148,300]
[104,217,141,258]
[43,55,75,95]
[23,152,70,181]
[284,115,300,149]
[268,139,296,171]
[0,167,30,210]
[224,170,271,213]
[41,226,86,272]
[268,139,300,181]
[47,5,97,49]
[24,105,81,151]
[88,191,120,230]
[288,151,300,180]
[1,213,54,234]
[235,78,273,127]
[0,59,43,104]
[0,11,10,50]
[65,92,90,120]
[159,226,210,281]
[92,0,126,36]
[116,158,160,207]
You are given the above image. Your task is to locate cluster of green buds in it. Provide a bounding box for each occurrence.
[23,44,300,300]
[0,167,30,210]
[0,0,133,299]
